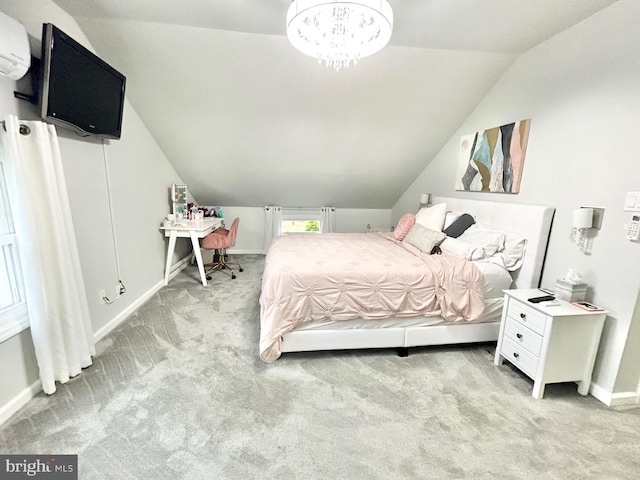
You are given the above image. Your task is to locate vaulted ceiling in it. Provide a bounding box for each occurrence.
[51,0,618,208]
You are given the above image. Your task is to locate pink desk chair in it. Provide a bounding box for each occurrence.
[201,217,243,280]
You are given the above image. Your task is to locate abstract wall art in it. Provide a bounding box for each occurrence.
[455,119,531,193]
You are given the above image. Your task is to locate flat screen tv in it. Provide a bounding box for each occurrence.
[39,23,126,139]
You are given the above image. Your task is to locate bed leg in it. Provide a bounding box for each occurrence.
[397,347,409,358]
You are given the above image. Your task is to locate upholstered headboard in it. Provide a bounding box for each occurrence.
[433,196,555,289]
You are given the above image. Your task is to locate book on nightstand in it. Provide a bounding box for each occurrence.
[571,301,604,312]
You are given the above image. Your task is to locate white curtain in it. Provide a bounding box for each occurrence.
[263,206,282,253]
[0,116,94,394]
[321,207,335,233]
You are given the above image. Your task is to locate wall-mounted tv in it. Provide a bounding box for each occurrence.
[39,23,126,140]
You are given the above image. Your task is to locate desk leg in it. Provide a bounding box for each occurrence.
[164,232,177,286]
[190,231,207,286]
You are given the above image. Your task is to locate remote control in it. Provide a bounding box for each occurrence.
[528,295,556,303]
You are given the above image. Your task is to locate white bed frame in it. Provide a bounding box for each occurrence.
[280,197,555,355]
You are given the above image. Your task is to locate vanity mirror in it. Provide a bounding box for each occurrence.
[171,184,187,219]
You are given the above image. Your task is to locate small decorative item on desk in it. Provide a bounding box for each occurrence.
[162,213,174,228]
[554,269,587,302]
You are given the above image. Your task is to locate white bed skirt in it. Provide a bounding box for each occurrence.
[280,298,503,353]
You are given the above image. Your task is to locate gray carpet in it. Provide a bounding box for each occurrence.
[1,254,639,479]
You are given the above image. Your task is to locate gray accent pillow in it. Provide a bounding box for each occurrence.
[443,213,475,238]
[403,223,446,254]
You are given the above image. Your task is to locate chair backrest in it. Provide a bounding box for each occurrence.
[201,217,240,250]
[226,217,240,248]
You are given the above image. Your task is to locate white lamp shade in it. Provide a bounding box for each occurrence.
[573,208,594,229]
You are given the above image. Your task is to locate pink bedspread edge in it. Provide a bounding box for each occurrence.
[259,232,484,362]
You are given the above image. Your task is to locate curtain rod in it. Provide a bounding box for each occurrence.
[281,206,335,210]
[264,206,335,212]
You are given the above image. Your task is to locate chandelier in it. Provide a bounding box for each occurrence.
[286,0,394,71]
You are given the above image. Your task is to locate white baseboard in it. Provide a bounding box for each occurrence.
[608,391,639,406]
[0,379,42,426]
[93,255,191,343]
[590,383,614,405]
[590,382,639,406]
[225,249,264,255]
[93,251,261,343]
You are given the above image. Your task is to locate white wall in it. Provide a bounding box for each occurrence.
[0,0,190,418]
[392,0,640,401]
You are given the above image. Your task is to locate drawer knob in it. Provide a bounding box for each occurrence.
[513,352,520,358]
[516,333,523,339]
[520,313,526,319]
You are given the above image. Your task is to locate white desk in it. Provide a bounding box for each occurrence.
[160,217,223,286]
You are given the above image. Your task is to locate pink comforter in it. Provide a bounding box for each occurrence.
[259,232,484,362]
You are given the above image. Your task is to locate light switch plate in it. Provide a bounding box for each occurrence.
[624,191,640,212]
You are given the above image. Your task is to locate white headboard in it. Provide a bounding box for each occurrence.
[433,196,555,289]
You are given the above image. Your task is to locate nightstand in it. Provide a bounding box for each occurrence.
[494,289,607,399]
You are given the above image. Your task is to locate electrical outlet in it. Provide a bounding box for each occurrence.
[99,290,106,305]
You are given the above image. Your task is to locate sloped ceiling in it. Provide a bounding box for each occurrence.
[51,0,617,208]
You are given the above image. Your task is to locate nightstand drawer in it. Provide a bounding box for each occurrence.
[502,337,539,378]
[504,317,543,357]
[507,301,547,336]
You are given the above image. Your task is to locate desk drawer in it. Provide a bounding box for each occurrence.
[502,337,539,378]
[504,317,543,357]
[507,300,547,336]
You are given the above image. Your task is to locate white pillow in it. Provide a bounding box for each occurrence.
[457,224,506,257]
[443,211,463,229]
[440,237,485,261]
[415,203,447,232]
[501,231,527,271]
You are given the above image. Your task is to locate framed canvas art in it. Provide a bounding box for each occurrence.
[455,119,531,193]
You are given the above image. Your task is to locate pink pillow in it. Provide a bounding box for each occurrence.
[393,213,415,241]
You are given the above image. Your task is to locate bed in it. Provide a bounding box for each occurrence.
[259,196,555,362]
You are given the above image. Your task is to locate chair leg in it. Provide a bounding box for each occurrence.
[204,250,242,280]
[219,253,242,279]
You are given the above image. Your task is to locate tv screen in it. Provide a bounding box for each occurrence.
[39,24,126,139]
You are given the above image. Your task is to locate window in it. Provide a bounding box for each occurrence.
[0,161,28,342]
[281,208,322,234]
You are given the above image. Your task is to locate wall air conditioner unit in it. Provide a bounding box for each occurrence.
[0,10,30,80]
